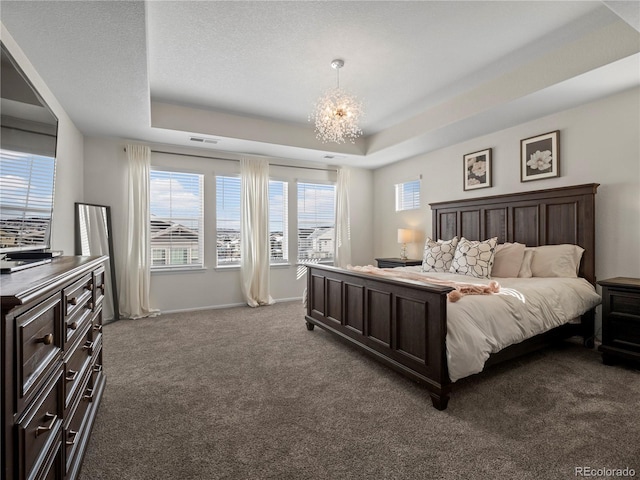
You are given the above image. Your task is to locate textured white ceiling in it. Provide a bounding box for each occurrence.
[1,1,639,168]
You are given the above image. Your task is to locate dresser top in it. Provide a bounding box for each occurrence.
[1,256,107,308]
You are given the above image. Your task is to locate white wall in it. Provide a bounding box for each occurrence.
[2,24,85,254]
[83,138,374,313]
[373,87,640,334]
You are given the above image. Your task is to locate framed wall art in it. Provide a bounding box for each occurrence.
[521,130,560,182]
[463,148,492,191]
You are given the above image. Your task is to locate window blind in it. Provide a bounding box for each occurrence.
[269,180,288,264]
[216,175,241,266]
[149,169,203,269]
[0,149,56,250]
[395,179,421,211]
[297,182,336,264]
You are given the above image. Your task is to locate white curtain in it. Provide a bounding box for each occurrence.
[335,167,352,268]
[119,144,158,319]
[240,157,274,307]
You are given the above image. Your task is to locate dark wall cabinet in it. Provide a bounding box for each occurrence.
[598,277,640,366]
[2,256,106,480]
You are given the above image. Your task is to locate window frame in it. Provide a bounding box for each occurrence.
[296,180,336,265]
[149,168,204,272]
[395,178,421,212]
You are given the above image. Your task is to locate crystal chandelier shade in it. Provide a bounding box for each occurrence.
[309,60,363,144]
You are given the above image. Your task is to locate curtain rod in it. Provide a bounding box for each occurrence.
[123,147,338,172]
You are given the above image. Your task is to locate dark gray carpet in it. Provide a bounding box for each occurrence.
[79,301,639,480]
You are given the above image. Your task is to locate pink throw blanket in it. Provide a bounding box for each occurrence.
[347,265,500,302]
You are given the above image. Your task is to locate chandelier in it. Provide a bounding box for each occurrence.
[309,59,363,144]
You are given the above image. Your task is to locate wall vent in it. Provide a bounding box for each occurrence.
[323,154,345,160]
[190,136,218,144]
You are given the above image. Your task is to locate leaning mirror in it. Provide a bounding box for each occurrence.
[75,202,119,322]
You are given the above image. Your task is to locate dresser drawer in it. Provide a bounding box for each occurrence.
[90,309,103,343]
[63,274,94,351]
[93,266,106,310]
[64,325,93,413]
[64,373,94,475]
[63,274,93,318]
[17,294,62,402]
[17,369,63,480]
[34,438,63,480]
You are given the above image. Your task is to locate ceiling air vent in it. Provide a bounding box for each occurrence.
[190,136,218,145]
[323,154,346,160]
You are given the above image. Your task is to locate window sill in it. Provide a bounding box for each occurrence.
[151,266,207,274]
[214,263,292,271]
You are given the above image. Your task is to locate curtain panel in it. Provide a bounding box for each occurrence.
[240,157,274,307]
[335,167,352,268]
[119,144,158,319]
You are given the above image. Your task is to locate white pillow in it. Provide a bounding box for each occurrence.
[449,237,498,279]
[530,244,584,278]
[491,242,526,278]
[517,248,534,278]
[422,237,458,272]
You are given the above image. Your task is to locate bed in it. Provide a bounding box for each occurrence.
[304,183,600,410]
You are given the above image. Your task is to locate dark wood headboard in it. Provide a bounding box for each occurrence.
[430,183,599,284]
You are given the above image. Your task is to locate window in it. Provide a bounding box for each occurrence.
[0,149,56,250]
[149,169,203,269]
[395,179,420,211]
[216,176,289,266]
[269,180,288,264]
[297,182,336,264]
[216,176,241,266]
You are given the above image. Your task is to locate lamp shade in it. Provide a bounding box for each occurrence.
[397,228,415,244]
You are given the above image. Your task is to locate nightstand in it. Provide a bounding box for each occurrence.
[597,277,640,366]
[375,258,423,268]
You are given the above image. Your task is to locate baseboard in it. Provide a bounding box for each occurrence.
[155,296,303,315]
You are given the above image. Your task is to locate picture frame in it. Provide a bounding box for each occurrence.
[463,148,492,191]
[520,130,560,182]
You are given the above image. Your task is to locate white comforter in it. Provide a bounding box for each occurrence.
[396,267,602,382]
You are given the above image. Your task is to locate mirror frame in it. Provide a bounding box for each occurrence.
[74,202,120,322]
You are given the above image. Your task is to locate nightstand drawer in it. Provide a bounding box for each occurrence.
[609,292,640,317]
[608,316,640,352]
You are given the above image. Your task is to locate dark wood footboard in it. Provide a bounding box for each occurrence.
[305,263,454,410]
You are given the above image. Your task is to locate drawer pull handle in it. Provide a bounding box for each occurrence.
[69,297,78,306]
[36,412,57,436]
[66,429,78,446]
[83,388,95,402]
[36,333,54,345]
[66,370,79,382]
[68,321,78,330]
[83,341,94,353]
[85,283,93,291]
[86,302,94,310]
[99,283,105,291]
[93,324,103,333]
[93,364,103,373]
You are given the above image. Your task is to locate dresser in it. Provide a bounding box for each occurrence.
[375,258,423,268]
[597,277,640,366]
[1,256,107,480]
